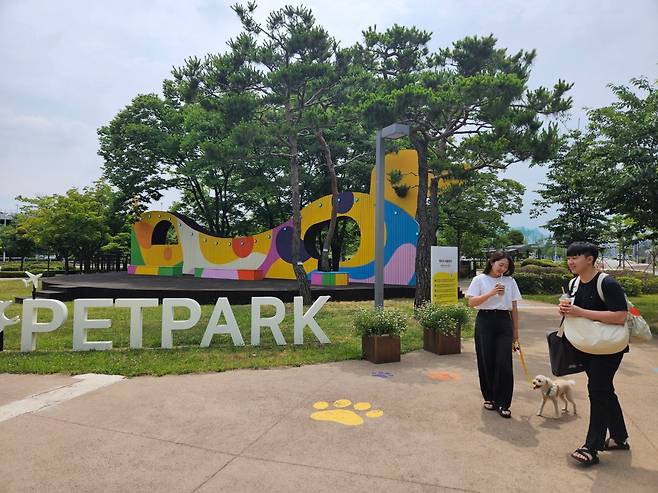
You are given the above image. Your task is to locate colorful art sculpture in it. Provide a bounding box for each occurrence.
[129,150,424,285]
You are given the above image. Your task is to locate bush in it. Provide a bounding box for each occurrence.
[541,273,572,293]
[603,270,650,281]
[617,276,643,296]
[415,302,471,336]
[520,259,562,268]
[0,270,58,278]
[516,264,569,275]
[513,272,543,294]
[643,277,658,294]
[353,308,408,337]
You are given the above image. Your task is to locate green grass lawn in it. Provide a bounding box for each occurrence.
[0,280,474,376]
[524,293,658,334]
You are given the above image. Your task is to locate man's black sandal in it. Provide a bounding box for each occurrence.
[603,438,630,451]
[498,408,511,418]
[483,401,495,411]
[571,448,599,466]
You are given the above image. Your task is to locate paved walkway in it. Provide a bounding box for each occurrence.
[1,300,657,492]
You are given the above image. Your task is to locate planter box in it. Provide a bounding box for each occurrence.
[423,326,461,355]
[362,334,401,364]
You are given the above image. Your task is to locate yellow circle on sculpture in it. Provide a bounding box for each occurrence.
[313,401,329,410]
[353,402,371,411]
[366,410,384,418]
[333,399,352,408]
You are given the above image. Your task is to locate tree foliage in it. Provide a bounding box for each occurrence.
[532,131,609,244]
[14,181,119,272]
[587,77,658,231]
[533,76,657,245]
[359,27,572,304]
[437,171,525,258]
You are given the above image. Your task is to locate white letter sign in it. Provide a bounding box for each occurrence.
[293,295,330,345]
[115,298,159,349]
[201,297,245,347]
[21,299,68,352]
[161,298,202,349]
[73,299,114,351]
[251,297,286,346]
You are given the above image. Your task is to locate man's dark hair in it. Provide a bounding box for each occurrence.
[483,250,515,276]
[566,241,599,265]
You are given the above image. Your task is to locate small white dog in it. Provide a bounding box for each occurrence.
[532,374,577,418]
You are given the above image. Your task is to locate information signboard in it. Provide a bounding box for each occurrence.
[431,246,458,305]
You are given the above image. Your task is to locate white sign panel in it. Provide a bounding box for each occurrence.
[431,246,458,305]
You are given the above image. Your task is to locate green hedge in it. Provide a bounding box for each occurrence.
[514,272,571,294]
[617,276,643,297]
[0,270,75,278]
[517,264,570,275]
[643,277,658,294]
[515,268,657,296]
[603,269,649,280]
[514,273,543,294]
[520,259,563,268]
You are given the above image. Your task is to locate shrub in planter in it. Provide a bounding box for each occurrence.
[392,184,410,197]
[354,308,407,364]
[617,276,643,296]
[415,302,470,355]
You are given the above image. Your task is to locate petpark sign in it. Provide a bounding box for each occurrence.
[0,296,331,352]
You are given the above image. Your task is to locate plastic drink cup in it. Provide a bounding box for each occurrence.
[497,278,505,296]
[559,293,572,306]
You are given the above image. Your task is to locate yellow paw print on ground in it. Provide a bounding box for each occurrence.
[310,399,384,426]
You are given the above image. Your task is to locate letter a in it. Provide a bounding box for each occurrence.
[201,298,244,347]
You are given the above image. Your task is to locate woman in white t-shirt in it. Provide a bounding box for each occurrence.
[466,251,522,419]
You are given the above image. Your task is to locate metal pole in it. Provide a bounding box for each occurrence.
[375,130,384,309]
[1,212,6,262]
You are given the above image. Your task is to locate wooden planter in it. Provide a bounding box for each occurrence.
[423,326,461,355]
[362,334,401,364]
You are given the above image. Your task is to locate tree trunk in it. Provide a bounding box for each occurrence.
[331,220,344,271]
[315,129,338,272]
[288,129,312,304]
[20,256,24,271]
[64,256,69,273]
[412,136,441,307]
[456,228,463,279]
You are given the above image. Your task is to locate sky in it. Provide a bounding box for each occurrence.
[1,0,657,233]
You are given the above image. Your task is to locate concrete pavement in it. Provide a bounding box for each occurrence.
[1,299,657,492]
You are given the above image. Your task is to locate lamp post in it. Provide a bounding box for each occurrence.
[375,123,410,309]
[1,210,6,263]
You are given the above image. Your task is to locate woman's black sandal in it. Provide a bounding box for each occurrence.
[498,408,511,418]
[603,438,630,451]
[483,401,496,411]
[571,448,599,466]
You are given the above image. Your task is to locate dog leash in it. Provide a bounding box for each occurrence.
[513,339,534,387]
